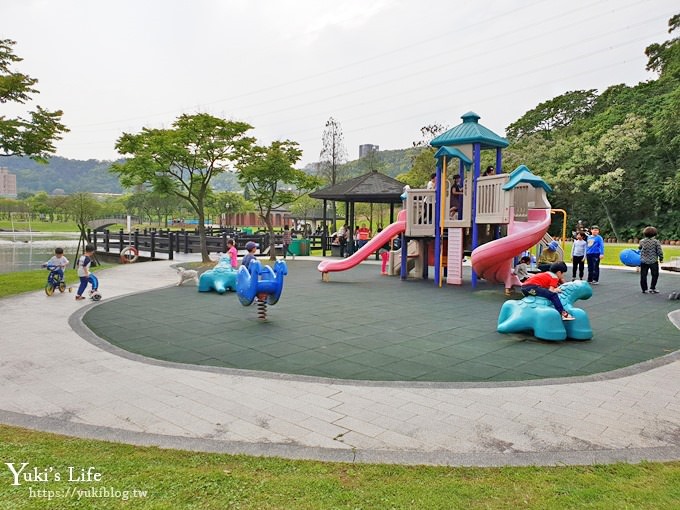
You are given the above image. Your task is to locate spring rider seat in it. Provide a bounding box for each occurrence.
[237,259,288,320]
[198,255,238,294]
[497,280,593,341]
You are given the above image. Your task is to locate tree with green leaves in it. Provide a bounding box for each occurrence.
[0,39,69,161]
[505,90,598,142]
[396,147,435,188]
[544,114,647,240]
[289,194,319,226]
[112,113,255,262]
[645,14,679,77]
[207,190,252,228]
[66,192,101,266]
[125,190,183,227]
[238,140,321,260]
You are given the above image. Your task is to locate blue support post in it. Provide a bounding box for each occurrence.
[400,234,408,280]
[471,143,481,288]
[433,159,442,287]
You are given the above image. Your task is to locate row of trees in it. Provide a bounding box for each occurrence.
[112,115,321,261]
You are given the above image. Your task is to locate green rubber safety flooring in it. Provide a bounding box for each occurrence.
[83,261,680,382]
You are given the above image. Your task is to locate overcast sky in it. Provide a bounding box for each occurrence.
[3,0,677,167]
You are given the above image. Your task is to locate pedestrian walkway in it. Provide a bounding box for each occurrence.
[1,257,679,466]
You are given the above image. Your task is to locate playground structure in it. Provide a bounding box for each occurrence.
[237,259,288,320]
[497,280,593,341]
[318,111,562,293]
[198,255,238,294]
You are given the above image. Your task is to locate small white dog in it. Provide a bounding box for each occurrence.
[176,267,199,286]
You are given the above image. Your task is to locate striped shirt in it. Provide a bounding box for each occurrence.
[638,238,663,265]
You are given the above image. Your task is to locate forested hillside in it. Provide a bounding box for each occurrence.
[2,156,123,194]
[503,14,679,239]
[2,155,244,195]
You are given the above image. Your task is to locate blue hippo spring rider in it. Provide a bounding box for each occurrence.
[619,248,641,267]
[497,280,593,341]
[198,255,238,294]
[237,259,287,320]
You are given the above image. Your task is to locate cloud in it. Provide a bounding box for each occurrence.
[2,0,674,166]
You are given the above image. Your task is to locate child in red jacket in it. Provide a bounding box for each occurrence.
[521,261,575,320]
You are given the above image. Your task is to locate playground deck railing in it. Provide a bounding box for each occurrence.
[404,189,435,237]
[475,174,512,223]
[404,177,551,237]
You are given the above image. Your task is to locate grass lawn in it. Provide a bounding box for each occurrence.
[0,219,80,232]
[1,425,679,509]
[0,266,107,298]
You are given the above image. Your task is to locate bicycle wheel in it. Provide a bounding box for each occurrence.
[45,284,55,296]
[59,282,66,293]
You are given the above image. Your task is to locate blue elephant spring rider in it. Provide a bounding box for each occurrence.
[198,255,238,294]
[237,259,288,321]
[497,264,593,341]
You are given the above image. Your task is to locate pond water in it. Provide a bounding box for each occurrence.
[0,233,81,274]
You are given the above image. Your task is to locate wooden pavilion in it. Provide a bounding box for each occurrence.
[309,170,405,256]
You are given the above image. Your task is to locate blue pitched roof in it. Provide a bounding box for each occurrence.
[502,165,552,192]
[430,112,509,149]
[433,146,472,165]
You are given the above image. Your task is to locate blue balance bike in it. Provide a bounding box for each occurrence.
[43,265,66,296]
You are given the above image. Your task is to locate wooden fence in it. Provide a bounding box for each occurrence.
[88,228,335,260]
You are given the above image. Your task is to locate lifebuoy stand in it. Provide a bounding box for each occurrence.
[120,246,139,263]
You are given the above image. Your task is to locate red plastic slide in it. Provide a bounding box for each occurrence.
[470,208,551,289]
[318,210,406,274]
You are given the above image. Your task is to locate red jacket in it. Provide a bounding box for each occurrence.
[522,271,559,289]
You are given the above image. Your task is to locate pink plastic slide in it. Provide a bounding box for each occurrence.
[470,208,551,289]
[318,210,406,274]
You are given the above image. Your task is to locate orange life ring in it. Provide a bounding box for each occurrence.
[120,246,139,263]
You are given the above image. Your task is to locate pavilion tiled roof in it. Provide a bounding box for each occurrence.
[310,171,405,203]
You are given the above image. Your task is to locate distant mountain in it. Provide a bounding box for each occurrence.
[2,148,416,195]
[340,148,417,179]
[1,156,124,194]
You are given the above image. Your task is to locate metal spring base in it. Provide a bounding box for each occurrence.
[256,298,268,321]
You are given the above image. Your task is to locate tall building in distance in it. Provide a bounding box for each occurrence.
[359,144,379,159]
[0,168,17,198]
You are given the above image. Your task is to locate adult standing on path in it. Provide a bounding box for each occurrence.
[639,226,664,294]
[586,225,605,285]
[337,224,348,257]
[282,225,295,260]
